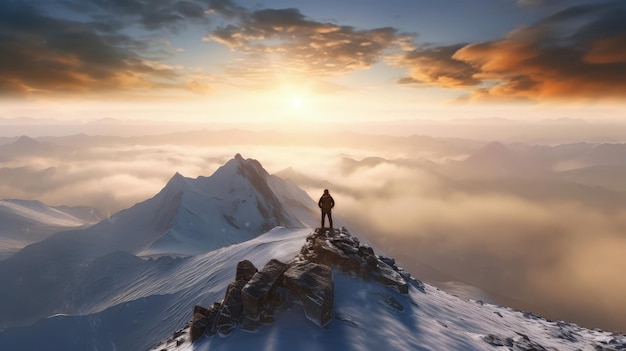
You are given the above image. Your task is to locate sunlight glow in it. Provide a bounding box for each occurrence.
[291,97,304,109]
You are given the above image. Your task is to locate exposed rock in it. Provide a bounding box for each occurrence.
[236,260,258,282]
[483,334,513,347]
[523,311,543,320]
[190,306,208,342]
[483,333,550,351]
[282,260,334,327]
[190,305,216,342]
[397,269,411,281]
[358,245,375,258]
[512,333,547,351]
[241,259,290,320]
[214,280,247,336]
[303,235,361,273]
[203,302,221,337]
[411,278,426,293]
[190,227,416,343]
[371,260,409,294]
[554,321,580,342]
[379,256,396,267]
[299,229,410,294]
[593,342,626,351]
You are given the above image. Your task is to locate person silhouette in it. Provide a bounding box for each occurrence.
[318,189,335,229]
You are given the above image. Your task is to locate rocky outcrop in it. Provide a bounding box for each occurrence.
[300,227,410,294]
[282,260,334,327]
[189,227,415,343]
[241,259,290,320]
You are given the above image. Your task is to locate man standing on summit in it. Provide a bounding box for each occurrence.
[318,189,335,229]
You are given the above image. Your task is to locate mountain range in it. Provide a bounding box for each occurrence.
[0,154,624,350]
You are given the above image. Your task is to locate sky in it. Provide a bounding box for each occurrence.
[1,0,626,126]
[2,0,626,334]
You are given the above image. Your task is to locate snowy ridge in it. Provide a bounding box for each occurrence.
[147,228,626,351]
[0,155,317,331]
[0,227,312,351]
[142,153,317,256]
[0,199,101,260]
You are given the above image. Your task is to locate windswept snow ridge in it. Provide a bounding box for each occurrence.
[0,227,312,351]
[0,199,102,260]
[152,228,626,351]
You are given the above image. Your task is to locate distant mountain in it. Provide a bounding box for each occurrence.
[0,154,317,329]
[578,143,626,167]
[0,136,16,146]
[450,141,551,178]
[0,135,64,162]
[0,199,102,260]
[556,164,626,193]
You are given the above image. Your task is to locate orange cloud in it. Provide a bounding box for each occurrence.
[584,34,626,64]
[454,34,626,101]
[396,1,626,102]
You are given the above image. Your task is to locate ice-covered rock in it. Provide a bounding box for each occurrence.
[282,260,334,327]
[189,227,412,343]
[241,259,290,321]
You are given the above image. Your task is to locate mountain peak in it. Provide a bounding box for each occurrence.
[130,154,313,256]
[11,135,40,147]
[214,154,269,183]
[171,171,184,180]
[161,171,189,195]
[16,135,38,142]
[466,141,515,163]
[481,141,508,153]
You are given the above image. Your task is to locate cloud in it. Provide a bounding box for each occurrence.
[323,156,626,333]
[206,0,246,19]
[205,3,412,78]
[3,131,626,332]
[0,1,182,97]
[396,1,626,101]
[63,0,210,32]
[0,142,233,215]
[391,44,481,88]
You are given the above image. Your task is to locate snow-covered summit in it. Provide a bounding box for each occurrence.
[0,154,317,330]
[141,153,317,255]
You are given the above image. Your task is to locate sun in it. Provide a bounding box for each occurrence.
[291,97,304,109]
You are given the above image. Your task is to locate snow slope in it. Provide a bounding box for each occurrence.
[2,225,622,351]
[0,227,311,350]
[144,228,625,351]
[0,199,101,260]
[0,154,317,330]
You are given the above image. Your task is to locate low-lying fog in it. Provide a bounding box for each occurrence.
[1,129,626,333]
